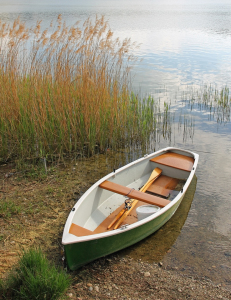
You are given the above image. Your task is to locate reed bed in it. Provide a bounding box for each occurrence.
[0,16,162,163]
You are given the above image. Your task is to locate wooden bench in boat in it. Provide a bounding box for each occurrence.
[69,164,186,237]
[69,223,94,237]
[69,178,172,237]
[99,180,171,207]
[150,152,194,172]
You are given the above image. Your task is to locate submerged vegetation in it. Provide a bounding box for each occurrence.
[0,248,71,299]
[0,16,169,164]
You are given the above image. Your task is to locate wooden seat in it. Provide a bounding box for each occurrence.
[150,152,194,172]
[69,173,172,237]
[69,223,93,237]
[99,180,170,207]
[146,175,179,198]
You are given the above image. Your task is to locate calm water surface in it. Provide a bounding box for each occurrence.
[1,0,231,289]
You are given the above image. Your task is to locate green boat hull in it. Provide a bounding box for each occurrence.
[64,200,181,270]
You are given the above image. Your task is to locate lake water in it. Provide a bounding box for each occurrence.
[1,0,231,289]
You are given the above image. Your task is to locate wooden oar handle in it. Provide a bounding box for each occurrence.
[114,200,138,229]
[107,209,125,229]
[114,212,127,230]
[141,171,162,192]
[107,199,135,230]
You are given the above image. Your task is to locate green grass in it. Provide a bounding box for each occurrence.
[0,248,71,300]
[0,199,22,218]
[15,160,48,179]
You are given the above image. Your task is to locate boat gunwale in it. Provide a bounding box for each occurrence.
[62,147,199,245]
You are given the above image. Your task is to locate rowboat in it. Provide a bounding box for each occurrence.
[62,147,199,270]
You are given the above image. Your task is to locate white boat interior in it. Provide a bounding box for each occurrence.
[65,148,197,239]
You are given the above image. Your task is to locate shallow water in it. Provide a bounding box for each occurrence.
[1,0,231,290]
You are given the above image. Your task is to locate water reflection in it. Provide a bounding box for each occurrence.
[120,175,197,262]
[164,203,231,289]
[1,0,231,93]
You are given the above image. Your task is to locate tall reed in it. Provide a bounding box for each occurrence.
[0,16,151,162]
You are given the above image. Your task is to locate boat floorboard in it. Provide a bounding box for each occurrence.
[69,200,147,237]
[146,175,179,198]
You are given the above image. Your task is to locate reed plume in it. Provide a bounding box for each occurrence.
[0,15,160,163]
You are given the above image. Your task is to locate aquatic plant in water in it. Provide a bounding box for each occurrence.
[187,85,231,123]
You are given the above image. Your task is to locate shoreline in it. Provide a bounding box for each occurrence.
[0,161,231,299]
[68,255,231,299]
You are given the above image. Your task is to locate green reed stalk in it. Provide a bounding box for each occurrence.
[0,16,172,163]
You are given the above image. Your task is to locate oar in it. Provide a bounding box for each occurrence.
[113,200,137,229]
[107,209,126,229]
[113,172,161,229]
[113,167,162,230]
[139,167,162,192]
[107,167,162,229]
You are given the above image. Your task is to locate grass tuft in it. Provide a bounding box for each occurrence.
[0,248,71,300]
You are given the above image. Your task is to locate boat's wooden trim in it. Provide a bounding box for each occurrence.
[150,152,194,172]
[146,175,179,198]
[99,181,170,207]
